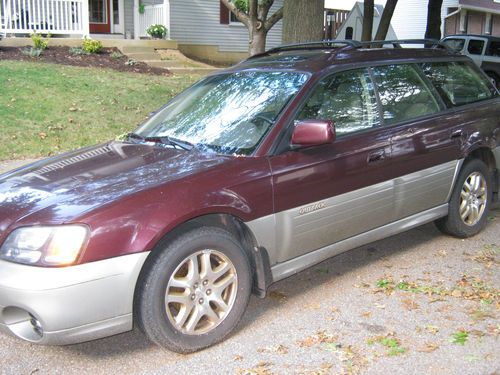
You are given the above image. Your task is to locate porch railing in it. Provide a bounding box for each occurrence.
[0,0,89,35]
[137,1,170,38]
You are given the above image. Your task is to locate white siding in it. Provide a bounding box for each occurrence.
[336,3,397,40]
[169,0,283,52]
[390,0,459,39]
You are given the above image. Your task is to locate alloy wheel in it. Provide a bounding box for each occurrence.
[459,171,487,226]
[165,249,238,335]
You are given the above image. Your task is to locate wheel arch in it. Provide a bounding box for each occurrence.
[464,147,499,202]
[133,212,273,314]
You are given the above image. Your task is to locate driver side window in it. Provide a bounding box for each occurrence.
[297,68,380,136]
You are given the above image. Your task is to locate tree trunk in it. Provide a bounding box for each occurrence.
[249,27,268,55]
[220,0,283,56]
[361,0,374,42]
[425,0,444,40]
[282,0,324,44]
[374,0,398,41]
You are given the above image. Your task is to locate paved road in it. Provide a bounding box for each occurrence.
[0,160,498,375]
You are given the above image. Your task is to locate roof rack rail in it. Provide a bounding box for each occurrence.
[262,40,361,54]
[247,38,452,61]
[358,38,452,51]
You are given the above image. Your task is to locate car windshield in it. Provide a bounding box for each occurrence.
[134,71,308,155]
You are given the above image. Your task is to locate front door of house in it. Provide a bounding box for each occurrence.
[89,0,111,33]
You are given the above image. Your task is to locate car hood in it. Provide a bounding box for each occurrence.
[0,141,229,231]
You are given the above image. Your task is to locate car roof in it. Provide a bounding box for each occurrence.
[231,40,460,74]
[443,34,500,42]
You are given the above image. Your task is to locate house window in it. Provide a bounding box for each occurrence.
[345,27,353,40]
[230,11,242,24]
[89,0,107,24]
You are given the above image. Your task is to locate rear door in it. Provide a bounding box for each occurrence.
[371,63,461,220]
[268,68,394,263]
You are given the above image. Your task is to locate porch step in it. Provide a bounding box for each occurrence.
[125,52,160,61]
[121,46,156,54]
[145,60,187,68]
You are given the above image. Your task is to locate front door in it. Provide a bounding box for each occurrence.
[269,68,394,264]
[89,0,111,33]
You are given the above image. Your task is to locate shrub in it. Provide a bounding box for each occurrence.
[22,47,43,57]
[31,32,50,50]
[82,38,103,54]
[110,51,124,59]
[146,24,167,39]
[69,47,90,56]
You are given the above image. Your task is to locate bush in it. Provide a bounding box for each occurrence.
[69,47,90,56]
[31,32,50,50]
[22,47,43,57]
[82,38,103,54]
[146,24,167,39]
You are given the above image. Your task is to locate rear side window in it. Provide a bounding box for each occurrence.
[467,39,485,55]
[486,41,500,56]
[371,64,442,125]
[420,62,496,107]
[296,68,380,136]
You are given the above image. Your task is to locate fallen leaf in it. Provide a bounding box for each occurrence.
[417,342,439,353]
[401,298,419,311]
[268,291,286,301]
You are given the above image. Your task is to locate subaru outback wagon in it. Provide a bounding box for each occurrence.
[0,39,498,353]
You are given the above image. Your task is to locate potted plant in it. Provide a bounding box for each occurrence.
[146,24,167,39]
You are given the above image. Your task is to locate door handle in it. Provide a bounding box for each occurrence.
[368,150,385,163]
[450,129,463,139]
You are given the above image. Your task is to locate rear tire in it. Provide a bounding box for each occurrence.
[135,227,252,353]
[435,159,492,238]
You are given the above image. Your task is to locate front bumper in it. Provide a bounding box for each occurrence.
[0,251,149,345]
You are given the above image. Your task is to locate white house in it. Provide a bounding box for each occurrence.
[335,1,397,40]
[0,0,283,62]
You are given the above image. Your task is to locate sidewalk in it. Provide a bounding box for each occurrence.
[0,159,40,174]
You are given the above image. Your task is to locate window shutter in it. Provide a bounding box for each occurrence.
[220,1,230,24]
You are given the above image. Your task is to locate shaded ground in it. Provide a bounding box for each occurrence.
[0,46,169,75]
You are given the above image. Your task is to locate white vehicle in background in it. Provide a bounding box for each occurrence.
[441,34,500,88]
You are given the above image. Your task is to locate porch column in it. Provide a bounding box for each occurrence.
[485,13,492,35]
[163,0,170,39]
[82,0,90,36]
[459,9,467,33]
[134,0,139,39]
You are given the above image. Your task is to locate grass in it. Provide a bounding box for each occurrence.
[0,60,201,160]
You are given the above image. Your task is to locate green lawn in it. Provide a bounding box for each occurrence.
[0,60,201,160]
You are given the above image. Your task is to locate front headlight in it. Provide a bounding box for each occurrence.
[0,225,89,266]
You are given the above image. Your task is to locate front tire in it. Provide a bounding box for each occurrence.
[135,227,252,353]
[435,159,492,238]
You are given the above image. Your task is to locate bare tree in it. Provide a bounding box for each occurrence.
[220,0,283,55]
[282,0,324,44]
[374,0,398,41]
[361,0,374,41]
[425,0,444,40]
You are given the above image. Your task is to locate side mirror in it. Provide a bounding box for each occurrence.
[291,120,335,148]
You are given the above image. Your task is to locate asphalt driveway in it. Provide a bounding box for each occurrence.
[0,160,498,375]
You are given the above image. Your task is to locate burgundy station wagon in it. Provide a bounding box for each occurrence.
[0,40,499,353]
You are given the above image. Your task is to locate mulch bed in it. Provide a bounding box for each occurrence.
[0,46,170,75]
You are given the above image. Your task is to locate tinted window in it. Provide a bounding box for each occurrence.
[297,69,380,136]
[468,39,485,55]
[486,41,500,56]
[442,38,465,52]
[371,64,442,125]
[421,62,496,106]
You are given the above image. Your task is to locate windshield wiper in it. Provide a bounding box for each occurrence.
[126,133,194,151]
